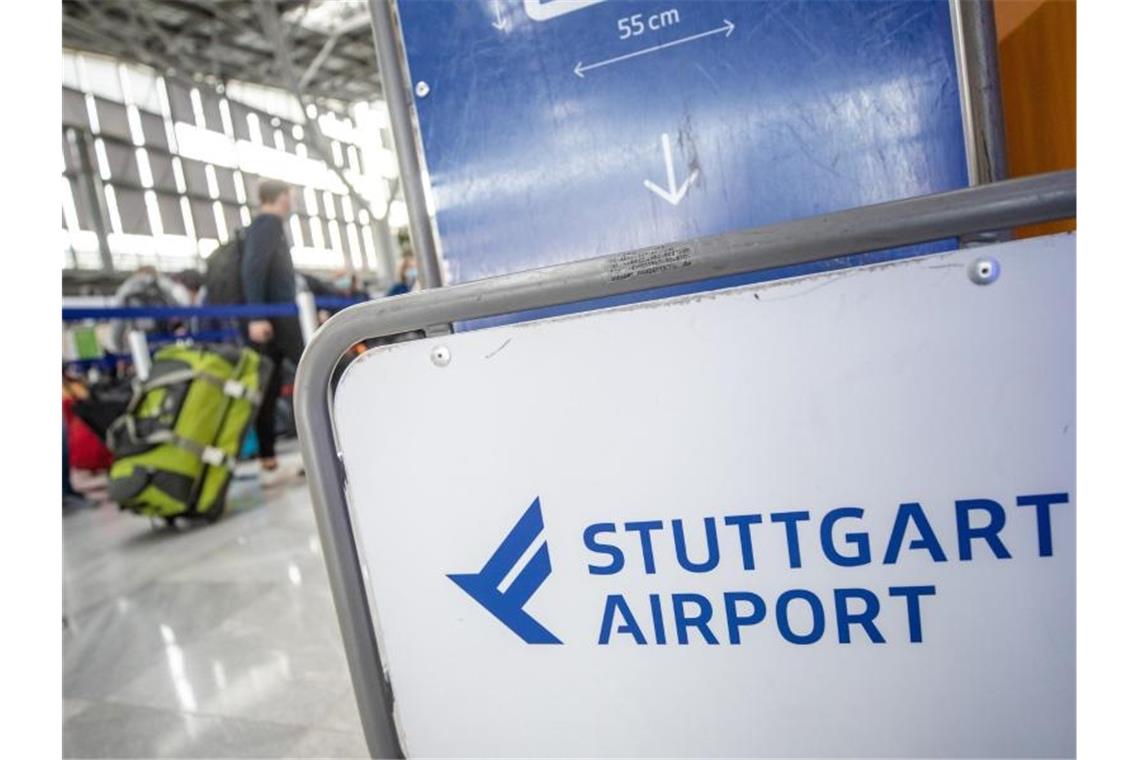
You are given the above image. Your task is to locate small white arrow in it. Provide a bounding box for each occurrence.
[574,19,734,78]
[492,1,508,31]
[643,132,699,206]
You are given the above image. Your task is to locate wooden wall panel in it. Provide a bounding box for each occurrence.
[995,0,1077,236]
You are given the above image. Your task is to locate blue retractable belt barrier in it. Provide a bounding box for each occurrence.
[313,296,366,310]
[64,356,122,372]
[61,296,365,322]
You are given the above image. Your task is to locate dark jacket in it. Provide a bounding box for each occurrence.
[241,213,296,305]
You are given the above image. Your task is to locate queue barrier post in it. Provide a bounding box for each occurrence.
[296,290,319,345]
[126,329,151,381]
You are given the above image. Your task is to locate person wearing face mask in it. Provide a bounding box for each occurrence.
[386,248,418,297]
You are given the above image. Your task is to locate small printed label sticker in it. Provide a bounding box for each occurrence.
[607,245,694,282]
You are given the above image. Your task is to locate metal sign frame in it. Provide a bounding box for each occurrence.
[295,170,1075,758]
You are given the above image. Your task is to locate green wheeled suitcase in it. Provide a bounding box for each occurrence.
[106,344,273,524]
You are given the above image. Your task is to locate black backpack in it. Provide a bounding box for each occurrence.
[204,229,246,305]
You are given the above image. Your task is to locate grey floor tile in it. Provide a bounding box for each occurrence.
[63,445,365,757]
[164,524,327,585]
[64,579,276,700]
[287,726,370,759]
[63,502,271,619]
[106,596,354,730]
[63,698,95,722]
[63,701,309,759]
[310,687,366,735]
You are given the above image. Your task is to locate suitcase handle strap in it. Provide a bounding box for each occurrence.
[139,368,262,406]
[191,371,262,406]
[111,417,235,470]
[145,429,236,470]
[107,413,142,446]
[219,377,262,406]
[140,368,196,392]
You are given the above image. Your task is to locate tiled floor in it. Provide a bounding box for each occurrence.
[63,447,369,758]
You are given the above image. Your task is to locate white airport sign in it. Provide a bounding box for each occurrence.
[334,234,1075,757]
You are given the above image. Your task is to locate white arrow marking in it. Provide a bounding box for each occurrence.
[574,19,734,78]
[492,0,508,31]
[643,132,699,206]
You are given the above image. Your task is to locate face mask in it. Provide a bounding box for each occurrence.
[405,267,417,285]
[334,275,352,290]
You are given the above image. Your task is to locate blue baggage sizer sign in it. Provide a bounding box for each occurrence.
[395,0,971,315]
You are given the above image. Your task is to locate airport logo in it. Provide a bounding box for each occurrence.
[448,497,562,644]
[450,492,1069,648]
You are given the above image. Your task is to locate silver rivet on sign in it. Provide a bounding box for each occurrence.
[415,81,430,97]
[968,257,1001,286]
[430,345,451,367]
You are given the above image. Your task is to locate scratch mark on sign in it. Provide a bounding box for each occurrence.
[485,338,512,359]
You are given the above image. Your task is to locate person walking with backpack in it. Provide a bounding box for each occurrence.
[240,180,305,477]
